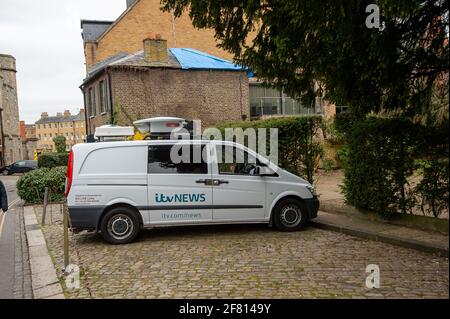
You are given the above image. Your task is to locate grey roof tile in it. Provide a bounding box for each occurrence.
[81,20,113,42]
[35,113,85,124]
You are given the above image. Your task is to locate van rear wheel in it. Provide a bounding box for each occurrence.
[100,207,140,244]
[273,198,307,231]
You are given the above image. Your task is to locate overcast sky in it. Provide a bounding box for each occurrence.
[0,0,126,123]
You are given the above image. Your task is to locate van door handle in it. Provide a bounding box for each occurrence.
[196,179,207,184]
[215,179,229,185]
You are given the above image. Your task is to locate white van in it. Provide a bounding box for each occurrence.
[65,140,319,244]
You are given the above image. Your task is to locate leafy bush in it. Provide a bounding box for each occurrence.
[215,116,324,183]
[342,116,449,217]
[342,117,419,217]
[53,135,67,153]
[415,159,449,218]
[16,166,66,203]
[323,118,345,146]
[413,121,449,218]
[322,158,336,172]
[38,152,69,168]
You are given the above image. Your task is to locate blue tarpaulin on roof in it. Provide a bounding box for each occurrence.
[170,48,253,76]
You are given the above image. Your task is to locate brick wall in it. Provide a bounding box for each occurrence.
[85,0,237,70]
[84,68,249,135]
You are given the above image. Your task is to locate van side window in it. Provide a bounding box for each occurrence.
[148,145,208,174]
[216,145,259,175]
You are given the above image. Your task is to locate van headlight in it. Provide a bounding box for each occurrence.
[306,185,317,197]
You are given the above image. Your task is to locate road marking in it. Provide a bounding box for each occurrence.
[0,198,20,238]
[0,211,7,238]
[8,197,20,208]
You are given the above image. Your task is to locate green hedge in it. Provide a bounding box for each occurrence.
[215,116,324,183]
[37,152,69,168]
[341,116,449,217]
[16,166,67,203]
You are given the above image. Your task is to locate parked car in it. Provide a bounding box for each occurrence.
[1,160,37,175]
[65,140,319,244]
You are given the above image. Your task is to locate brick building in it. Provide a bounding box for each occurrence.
[35,110,86,151]
[81,0,335,121]
[19,121,38,160]
[0,54,21,166]
[81,0,235,71]
[80,37,249,136]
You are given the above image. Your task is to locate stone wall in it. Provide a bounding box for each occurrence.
[0,54,21,166]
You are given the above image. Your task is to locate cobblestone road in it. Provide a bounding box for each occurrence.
[35,205,448,299]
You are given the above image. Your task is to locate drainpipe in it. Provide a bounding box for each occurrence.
[107,69,114,124]
[81,88,89,139]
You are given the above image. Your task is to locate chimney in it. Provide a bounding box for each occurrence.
[41,112,48,118]
[143,34,168,63]
[126,0,137,9]
[64,110,71,117]
[79,108,85,114]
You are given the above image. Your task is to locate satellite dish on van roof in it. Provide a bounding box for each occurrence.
[133,117,187,134]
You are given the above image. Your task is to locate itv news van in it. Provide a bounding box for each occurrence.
[65,123,319,244]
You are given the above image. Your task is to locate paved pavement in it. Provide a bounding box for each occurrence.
[312,211,448,255]
[315,170,449,219]
[34,205,448,299]
[0,175,32,299]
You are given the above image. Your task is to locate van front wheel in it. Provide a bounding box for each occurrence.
[272,198,307,231]
[100,207,140,244]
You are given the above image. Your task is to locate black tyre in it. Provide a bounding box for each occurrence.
[2,169,9,176]
[100,207,140,244]
[272,198,308,231]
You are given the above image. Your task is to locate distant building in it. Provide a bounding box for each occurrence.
[80,36,249,137]
[0,54,21,166]
[19,121,38,160]
[35,110,86,151]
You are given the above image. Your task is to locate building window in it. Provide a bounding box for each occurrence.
[87,87,97,117]
[99,80,107,113]
[249,84,318,117]
[250,85,282,116]
[92,87,97,116]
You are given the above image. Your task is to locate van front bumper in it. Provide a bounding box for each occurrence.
[304,196,320,219]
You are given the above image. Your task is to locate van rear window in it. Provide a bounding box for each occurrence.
[148,145,207,174]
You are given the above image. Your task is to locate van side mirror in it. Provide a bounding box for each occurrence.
[255,165,276,176]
